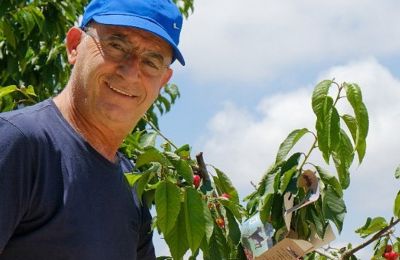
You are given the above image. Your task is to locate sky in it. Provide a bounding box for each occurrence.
[154,0,400,258]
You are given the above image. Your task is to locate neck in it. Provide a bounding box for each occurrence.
[53,90,130,162]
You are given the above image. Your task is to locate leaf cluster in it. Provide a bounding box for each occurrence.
[123,131,247,259]
[244,80,369,251]
[0,0,89,102]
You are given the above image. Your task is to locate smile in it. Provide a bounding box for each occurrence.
[106,82,135,98]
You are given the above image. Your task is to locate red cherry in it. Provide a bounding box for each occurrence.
[193,175,201,188]
[390,251,399,260]
[386,245,393,253]
[384,251,399,260]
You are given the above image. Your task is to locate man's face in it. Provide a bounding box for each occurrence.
[67,23,173,128]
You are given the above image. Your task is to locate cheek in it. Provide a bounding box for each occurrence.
[78,53,110,89]
[148,83,163,101]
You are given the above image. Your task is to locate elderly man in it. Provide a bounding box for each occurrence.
[0,0,184,259]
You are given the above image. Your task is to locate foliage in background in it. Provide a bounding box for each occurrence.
[0,0,88,104]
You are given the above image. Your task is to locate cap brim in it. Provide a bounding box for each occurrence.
[92,15,185,66]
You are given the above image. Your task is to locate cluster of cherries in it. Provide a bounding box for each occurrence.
[193,174,229,229]
[383,245,399,260]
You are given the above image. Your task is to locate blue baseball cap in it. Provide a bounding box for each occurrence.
[80,0,185,65]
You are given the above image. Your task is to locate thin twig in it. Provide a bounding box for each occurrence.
[298,135,318,172]
[143,116,178,149]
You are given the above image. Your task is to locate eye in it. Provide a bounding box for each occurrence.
[142,58,161,70]
[108,40,127,52]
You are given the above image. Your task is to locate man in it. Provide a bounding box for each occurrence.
[0,0,184,259]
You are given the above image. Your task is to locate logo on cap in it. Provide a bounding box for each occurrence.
[173,23,180,30]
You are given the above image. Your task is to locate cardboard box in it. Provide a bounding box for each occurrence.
[255,224,335,260]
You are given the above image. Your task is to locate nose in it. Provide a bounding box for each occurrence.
[116,55,141,81]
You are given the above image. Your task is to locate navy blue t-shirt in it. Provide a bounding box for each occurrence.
[0,100,155,260]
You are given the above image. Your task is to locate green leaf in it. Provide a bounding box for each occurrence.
[30,6,45,32]
[139,132,158,148]
[225,208,241,245]
[315,166,343,197]
[175,144,191,159]
[342,113,366,166]
[0,85,18,99]
[275,128,309,164]
[270,194,285,229]
[344,83,369,163]
[176,160,194,185]
[297,208,312,240]
[394,191,400,218]
[155,180,182,235]
[322,186,346,233]
[206,225,228,260]
[164,203,189,260]
[164,83,180,103]
[219,198,243,221]
[184,187,206,253]
[213,167,240,204]
[202,200,214,243]
[263,172,278,196]
[143,189,155,209]
[259,193,274,223]
[21,85,37,97]
[312,80,332,116]
[395,165,400,179]
[164,152,193,185]
[341,114,357,145]
[279,166,298,194]
[2,19,16,49]
[309,206,326,239]
[136,172,153,201]
[315,97,341,163]
[136,147,172,168]
[374,237,389,259]
[13,7,36,39]
[158,95,171,113]
[332,130,354,189]
[279,153,301,194]
[46,44,64,64]
[124,173,143,188]
[355,217,388,238]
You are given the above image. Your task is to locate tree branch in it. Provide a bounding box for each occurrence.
[340,218,400,260]
[195,152,211,182]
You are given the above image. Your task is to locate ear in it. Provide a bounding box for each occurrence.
[66,27,84,65]
[159,68,173,90]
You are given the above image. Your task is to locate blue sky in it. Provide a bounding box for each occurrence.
[154,0,400,258]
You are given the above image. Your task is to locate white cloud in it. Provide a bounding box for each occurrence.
[198,58,400,256]
[179,0,400,85]
[198,88,315,194]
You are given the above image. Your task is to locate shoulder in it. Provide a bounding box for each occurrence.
[0,100,62,149]
[0,100,54,134]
